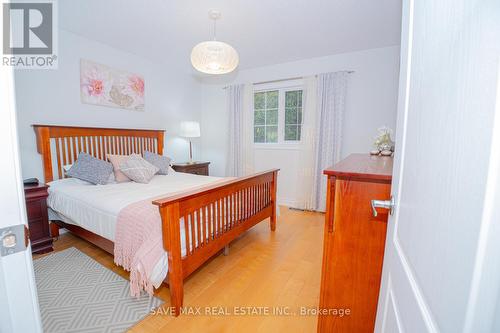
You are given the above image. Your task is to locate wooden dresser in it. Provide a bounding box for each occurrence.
[318,154,393,332]
[172,162,210,176]
[24,183,53,254]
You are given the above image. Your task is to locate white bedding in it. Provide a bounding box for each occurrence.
[47,172,222,241]
[47,171,223,287]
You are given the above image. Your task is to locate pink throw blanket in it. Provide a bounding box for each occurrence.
[114,197,163,297]
[114,179,233,297]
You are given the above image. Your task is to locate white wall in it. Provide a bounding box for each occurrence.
[201,46,400,206]
[15,29,202,181]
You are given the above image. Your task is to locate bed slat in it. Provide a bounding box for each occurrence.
[195,210,201,248]
[189,212,195,251]
[183,214,190,255]
[204,205,210,244]
[211,202,216,240]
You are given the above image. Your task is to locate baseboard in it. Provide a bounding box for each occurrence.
[277,197,300,208]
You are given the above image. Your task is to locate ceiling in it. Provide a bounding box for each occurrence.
[59,0,401,72]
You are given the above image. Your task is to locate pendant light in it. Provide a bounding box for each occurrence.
[190,10,239,75]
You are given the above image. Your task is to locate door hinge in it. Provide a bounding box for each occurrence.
[0,224,29,257]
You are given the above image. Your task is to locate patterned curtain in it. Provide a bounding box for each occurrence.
[225,84,254,177]
[312,71,348,211]
[296,76,318,210]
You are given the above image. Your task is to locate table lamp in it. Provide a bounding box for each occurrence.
[180,121,201,164]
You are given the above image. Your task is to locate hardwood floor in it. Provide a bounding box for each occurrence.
[35,207,324,333]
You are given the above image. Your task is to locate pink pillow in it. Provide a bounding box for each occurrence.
[107,154,131,183]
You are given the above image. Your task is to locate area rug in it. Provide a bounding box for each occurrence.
[33,247,162,333]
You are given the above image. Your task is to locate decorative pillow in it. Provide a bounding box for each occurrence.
[106,172,116,184]
[143,151,171,175]
[107,154,132,183]
[119,154,159,184]
[64,163,115,184]
[67,152,113,185]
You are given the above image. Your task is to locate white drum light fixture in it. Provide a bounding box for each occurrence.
[191,10,239,75]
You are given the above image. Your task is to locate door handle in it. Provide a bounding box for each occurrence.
[371,196,395,217]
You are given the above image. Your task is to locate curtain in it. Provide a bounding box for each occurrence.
[312,71,348,212]
[226,84,254,177]
[296,76,318,210]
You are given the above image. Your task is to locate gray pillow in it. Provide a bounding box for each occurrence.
[64,163,115,184]
[67,152,113,185]
[143,151,171,175]
[120,154,159,184]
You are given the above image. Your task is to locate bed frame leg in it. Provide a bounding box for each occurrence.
[161,203,184,317]
[270,171,278,231]
[169,274,184,316]
[50,222,60,239]
[223,245,230,256]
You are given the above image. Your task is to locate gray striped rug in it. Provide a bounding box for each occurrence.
[33,247,162,333]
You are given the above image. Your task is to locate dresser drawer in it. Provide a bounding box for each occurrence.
[190,167,208,176]
[172,162,210,176]
[26,200,44,219]
[28,217,50,240]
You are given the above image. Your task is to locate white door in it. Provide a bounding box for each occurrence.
[0,66,43,331]
[375,0,500,332]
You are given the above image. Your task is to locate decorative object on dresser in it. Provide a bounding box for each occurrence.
[318,154,393,333]
[371,126,395,156]
[171,161,210,176]
[24,183,53,254]
[180,121,201,164]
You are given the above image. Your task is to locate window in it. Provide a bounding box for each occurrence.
[253,87,303,144]
[284,90,303,141]
[254,90,278,143]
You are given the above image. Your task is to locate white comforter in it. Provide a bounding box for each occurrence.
[47,172,222,286]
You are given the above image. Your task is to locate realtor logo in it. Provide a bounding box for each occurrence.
[2,0,58,69]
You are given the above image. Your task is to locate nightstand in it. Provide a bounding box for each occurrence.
[24,183,53,254]
[172,162,210,176]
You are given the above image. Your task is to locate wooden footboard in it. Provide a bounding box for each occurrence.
[153,169,279,316]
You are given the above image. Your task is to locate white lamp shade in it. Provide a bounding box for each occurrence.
[190,41,239,75]
[180,121,201,138]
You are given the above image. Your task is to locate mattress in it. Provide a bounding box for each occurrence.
[47,172,222,241]
[47,171,223,287]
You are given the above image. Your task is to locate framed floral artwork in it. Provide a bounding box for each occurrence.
[80,59,145,111]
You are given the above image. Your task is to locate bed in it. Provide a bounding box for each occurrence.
[33,125,278,316]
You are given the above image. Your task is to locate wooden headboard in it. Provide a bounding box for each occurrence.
[33,125,165,182]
